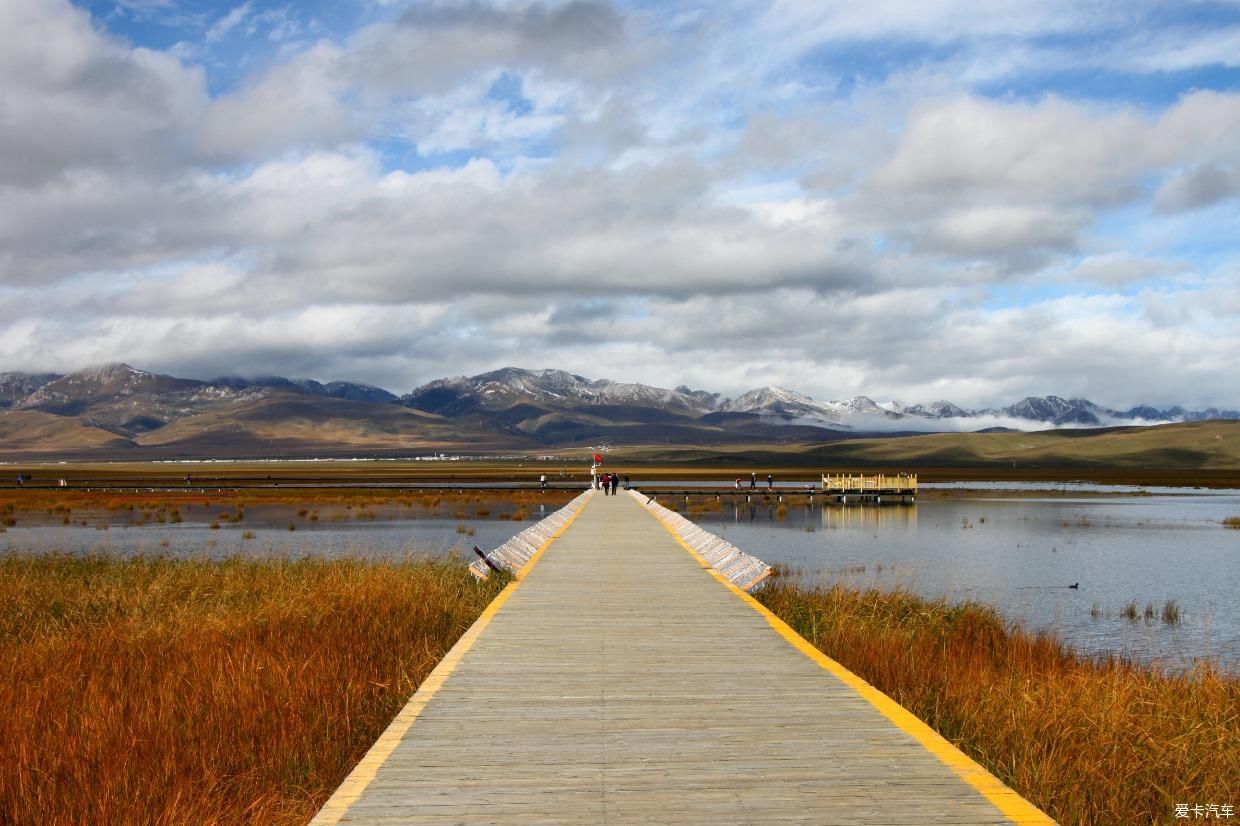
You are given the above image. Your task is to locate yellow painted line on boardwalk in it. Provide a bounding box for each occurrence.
[309,493,592,825]
[645,504,1055,826]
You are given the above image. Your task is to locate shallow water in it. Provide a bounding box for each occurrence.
[686,491,1240,670]
[0,519,524,563]
[0,498,566,564]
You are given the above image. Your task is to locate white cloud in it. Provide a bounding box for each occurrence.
[1,0,1238,413]
[1055,253,1189,286]
[206,1,253,43]
[762,0,1126,44]
[869,95,1149,208]
[197,41,354,160]
[0,0,207,186]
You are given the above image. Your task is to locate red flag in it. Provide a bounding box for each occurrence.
[593,453,602,463]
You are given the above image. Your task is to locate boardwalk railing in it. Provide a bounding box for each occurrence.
[822,472,918,493]
[468,489,593,578]
[631,490,772,591]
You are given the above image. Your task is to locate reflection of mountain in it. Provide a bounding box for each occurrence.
[0,363,1236,457]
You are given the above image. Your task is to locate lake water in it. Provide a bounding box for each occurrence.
[0,499,566,565]
[3,489,1237,670]
[682,490,1240,671]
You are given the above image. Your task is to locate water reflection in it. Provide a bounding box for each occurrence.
[694,492,1240,671]
[820,503,917,531]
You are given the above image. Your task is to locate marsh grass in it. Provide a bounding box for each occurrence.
[1224,516,1240,529]
[757,581,1239,826]
[0,553,508,825]
[0,489,574,530]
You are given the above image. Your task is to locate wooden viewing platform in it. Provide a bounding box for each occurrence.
[311,489,1049,824]
[822,472,918,503]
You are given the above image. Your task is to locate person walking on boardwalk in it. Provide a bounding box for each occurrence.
[750,472,757,489]
[610,474,618,495]
[602,473,611,495]
[767,473,773,489]
[540,473,547,489]
[735,477,741,490]
[624,474,630,489]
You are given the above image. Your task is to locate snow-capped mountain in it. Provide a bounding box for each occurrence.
[212,375,397,404]
[990,396,1109,425]
[0,371,61,409]
[901,400,971,419]
[402,368,716,416]
[717,387,902,424]
[16,364,209,415]
[399,369,1238,431]
[1,364,1236,456]
[718,386,831,419]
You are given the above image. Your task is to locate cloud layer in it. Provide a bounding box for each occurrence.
[1,0,1238,410]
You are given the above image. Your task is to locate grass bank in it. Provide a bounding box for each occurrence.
[757,581,1239,826]
[0,554,508,825]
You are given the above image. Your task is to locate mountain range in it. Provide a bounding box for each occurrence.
[0,364,1236,457]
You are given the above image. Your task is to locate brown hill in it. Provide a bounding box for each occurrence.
[131,393,534,456]
[806,419,1240,468]
[0,411,135,452]
[630,420,1240,470]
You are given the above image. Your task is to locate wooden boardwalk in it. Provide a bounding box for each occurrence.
[312,490,1052,825]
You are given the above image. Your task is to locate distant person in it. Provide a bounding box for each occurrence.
[624,474,630,489]
[185,473,193,486]
[734,477,741,490]
[601,474,609,495]
[16,472,23,487]
[750,472,757,489]
[767,474,773,489]
[610,474,618,495]
[540,473,547,489]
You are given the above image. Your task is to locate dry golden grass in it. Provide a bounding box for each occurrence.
[757,581,1239,826]
[0,489,574,531]
[1224,516,1240,529]
[0,554,508,825]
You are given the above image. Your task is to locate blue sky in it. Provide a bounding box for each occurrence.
[1,0,1238,409]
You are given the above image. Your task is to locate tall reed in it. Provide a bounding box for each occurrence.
[0,554,508,825]
[757,581,1239,826]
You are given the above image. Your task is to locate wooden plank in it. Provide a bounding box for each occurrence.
[312,490,1051,825]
